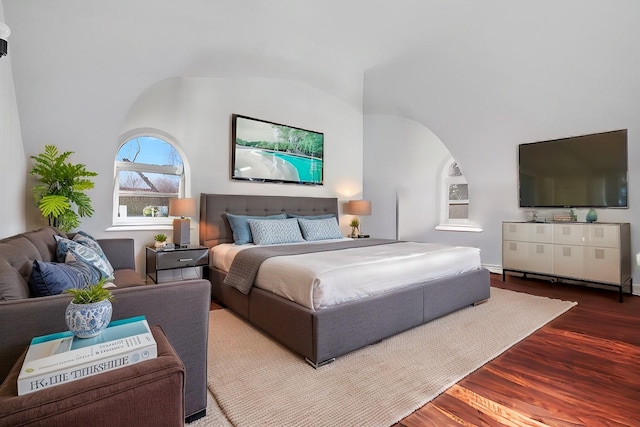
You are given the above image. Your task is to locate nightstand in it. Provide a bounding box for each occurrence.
[146,245,209,284]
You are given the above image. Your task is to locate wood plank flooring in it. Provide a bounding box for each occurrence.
[396,274,640,427]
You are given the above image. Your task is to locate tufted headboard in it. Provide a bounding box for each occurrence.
[199,193,339,248]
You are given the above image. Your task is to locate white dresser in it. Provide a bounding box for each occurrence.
[502,221,632,301]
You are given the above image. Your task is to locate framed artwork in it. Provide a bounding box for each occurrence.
[231,114,324,185]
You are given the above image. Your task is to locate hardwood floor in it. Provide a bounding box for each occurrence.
[395,273,640,427]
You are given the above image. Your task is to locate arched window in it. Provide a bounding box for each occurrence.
[112,131,189,227]
[436,159,482,232]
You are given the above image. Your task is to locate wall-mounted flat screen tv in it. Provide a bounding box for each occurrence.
[231,114,324,185]
[519,129,628,208]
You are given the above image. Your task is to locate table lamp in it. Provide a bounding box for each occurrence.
[169,198,196,247]
[347,200,372,237]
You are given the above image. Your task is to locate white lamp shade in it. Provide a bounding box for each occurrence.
[0,23,11,39]
[347,200,372,216]
[169,198,196,218]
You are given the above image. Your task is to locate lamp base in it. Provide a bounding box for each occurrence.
[173,218,191,247]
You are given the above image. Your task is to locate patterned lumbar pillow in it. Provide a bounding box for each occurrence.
[297,217,344,241]
[226,213,287,245]
[247,218,305,245]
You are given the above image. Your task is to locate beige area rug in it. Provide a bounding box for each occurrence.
[196,288,576,427]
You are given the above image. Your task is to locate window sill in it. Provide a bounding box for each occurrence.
[106,224,174,232]
[435,224,483,233]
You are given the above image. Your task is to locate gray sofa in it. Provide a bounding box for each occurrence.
[0,227,211,422]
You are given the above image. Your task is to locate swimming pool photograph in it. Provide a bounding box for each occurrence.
[232,114,324,185]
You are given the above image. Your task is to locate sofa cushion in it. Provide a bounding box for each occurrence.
[21,227,64,263]
[54,236,114,280]
[113,269,146,288]
[0,236,41,301]
[28,260,87,297]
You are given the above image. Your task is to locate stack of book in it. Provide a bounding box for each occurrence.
[18,316,157,395]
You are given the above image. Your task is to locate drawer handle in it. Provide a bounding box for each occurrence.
[179,258,194,262]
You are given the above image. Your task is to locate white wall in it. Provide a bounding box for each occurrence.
[121,76,363,216]
[363,1,640,286]
[0,3,25,238]
[363,115,451,240]
[21,76,363,272]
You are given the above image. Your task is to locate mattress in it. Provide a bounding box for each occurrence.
[211,240,481,310]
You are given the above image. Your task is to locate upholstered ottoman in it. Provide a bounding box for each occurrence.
[0,326,185,427]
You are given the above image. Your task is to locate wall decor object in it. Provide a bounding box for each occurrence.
[231,114,324,185]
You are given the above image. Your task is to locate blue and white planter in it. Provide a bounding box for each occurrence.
[65,300,113,338]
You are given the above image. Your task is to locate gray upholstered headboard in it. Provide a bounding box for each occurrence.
[199,193,339,248]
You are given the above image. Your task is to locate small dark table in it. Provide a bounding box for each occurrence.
[145,245,209,284]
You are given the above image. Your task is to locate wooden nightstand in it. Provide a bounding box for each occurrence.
[146,245,209,284]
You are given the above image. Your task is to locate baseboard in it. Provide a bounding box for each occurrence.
[481,264,502,275]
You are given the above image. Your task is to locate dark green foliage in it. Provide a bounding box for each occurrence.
[30,145,97,232]
[66,280,114,304]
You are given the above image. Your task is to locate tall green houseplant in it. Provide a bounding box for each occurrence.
[30,145,98,232]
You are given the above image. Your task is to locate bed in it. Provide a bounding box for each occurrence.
[199,193,491,367]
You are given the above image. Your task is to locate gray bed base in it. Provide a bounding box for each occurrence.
[200,193,491,367]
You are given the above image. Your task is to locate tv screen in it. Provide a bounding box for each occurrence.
[231,114,324,185]
[519,129,628,208]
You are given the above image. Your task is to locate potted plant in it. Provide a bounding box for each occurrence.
[349,217,360,238]
[154,233,168,248]
[30,144,98,232]
[65,280,114,338]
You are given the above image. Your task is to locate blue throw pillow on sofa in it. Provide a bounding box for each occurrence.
[29,260,86,297]
[54,235,114,280]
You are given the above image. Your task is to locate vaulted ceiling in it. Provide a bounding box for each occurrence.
[4,0,640,149]
[2,0,532,109]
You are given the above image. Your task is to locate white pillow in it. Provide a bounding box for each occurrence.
[297,217,343,241]
[247,218,305,245]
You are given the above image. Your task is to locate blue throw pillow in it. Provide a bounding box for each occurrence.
[285,212,336,220]
[66,258,103,286]
[72,232,115,276]
[226,213,287,244]
[297,217,344,241]
[248,218,305,245]
[29,260,86,297]
[54,235,114,280]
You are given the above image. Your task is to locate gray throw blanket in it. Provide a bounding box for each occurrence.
[224,238,397,294]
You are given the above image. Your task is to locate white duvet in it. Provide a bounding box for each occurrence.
[211,240,481,311]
